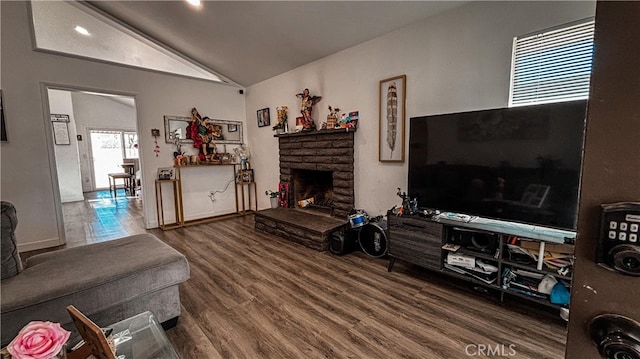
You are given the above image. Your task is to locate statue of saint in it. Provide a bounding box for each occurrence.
[295,88,322,131]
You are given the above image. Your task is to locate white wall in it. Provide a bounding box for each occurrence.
[47,89,84,202]
[0,1,246,251]
[70,92,137,192]
[1,1,595,250]
[245,1,595,216]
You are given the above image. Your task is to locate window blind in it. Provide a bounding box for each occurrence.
[509,19,595,107]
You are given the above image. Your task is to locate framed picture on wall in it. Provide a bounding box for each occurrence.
[257,108,270,128]
[50,114,71,145]
[378,75,406,162]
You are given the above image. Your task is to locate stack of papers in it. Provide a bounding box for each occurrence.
[505,243,573,277]
[527,249,574,275]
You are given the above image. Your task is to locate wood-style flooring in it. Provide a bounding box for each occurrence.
[31,193,567,358]
[63,190,146,248]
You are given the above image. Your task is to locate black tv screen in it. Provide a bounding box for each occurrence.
[408,100,587,230]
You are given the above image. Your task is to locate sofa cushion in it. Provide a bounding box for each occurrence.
[1,201,23,280]
[1,233,189,343]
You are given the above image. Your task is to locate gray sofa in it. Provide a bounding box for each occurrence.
[0,202,190,346]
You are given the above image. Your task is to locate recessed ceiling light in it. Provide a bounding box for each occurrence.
[185,0,201,7]
[74,25,90,36]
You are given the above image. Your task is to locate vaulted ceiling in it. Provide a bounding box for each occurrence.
[85,1,466,87]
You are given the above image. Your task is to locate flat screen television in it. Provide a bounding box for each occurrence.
[408,100,587,231]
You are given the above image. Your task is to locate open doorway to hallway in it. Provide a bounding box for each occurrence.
[46,87,144,246]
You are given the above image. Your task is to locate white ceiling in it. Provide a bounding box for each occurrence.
[32,1,225,83]
[84,1,467,87]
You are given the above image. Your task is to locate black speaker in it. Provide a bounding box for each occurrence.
[449,229,497,255]
[329,227,358,255]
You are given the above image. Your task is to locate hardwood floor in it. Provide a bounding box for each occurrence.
[153,217,567,359]
[20,190,146,261]
[27,194,568,358]
[62,190,146,248]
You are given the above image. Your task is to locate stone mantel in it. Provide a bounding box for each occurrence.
[274,128,357,138]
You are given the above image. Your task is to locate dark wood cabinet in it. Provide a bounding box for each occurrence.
[387,213,443,271]
[386,212,574,310]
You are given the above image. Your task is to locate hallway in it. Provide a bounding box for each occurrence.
[62,190,146,249]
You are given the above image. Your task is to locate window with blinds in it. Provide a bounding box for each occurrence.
[509,19,595,107]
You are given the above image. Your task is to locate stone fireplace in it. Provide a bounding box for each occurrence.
[255,130,356,251]
[278,131,355,218]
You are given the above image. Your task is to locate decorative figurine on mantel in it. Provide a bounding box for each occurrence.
[327,105,340,129]
[272,106,289,134]
[295,88,322,131]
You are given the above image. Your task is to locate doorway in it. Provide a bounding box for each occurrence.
[46,87,144,245]
[89,130,139,190]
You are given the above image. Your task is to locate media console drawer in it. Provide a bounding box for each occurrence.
[387,214,443,271]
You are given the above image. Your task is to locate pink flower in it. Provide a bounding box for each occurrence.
[7,321,70,359]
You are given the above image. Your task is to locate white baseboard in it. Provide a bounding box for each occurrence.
[147,220,159,229]
[18,237,65,253]
[61,195,85,203]
[183,209,236,222]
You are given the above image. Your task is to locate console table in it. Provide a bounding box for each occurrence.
[155,179,182,230]
[155,163,256,229]
[237,180,257,214]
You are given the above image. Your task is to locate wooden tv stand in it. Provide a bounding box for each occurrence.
[387,211,575,310]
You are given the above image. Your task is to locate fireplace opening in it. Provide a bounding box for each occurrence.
[292,169,334,215]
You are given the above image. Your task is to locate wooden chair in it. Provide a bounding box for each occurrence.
[122,159,141,196]
[66,305,116,359]
[107,173,133,198]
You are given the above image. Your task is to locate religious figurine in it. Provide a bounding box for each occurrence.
[295,88,322,131]
[187,107,222,161]
[234,143,251,170]
[273,106,288,133]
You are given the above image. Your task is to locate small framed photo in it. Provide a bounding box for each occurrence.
[295,116,305,132]
[237,169,254,183]
[228,124,238,132]
[157,167,176,181]
[257,108,270,128]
